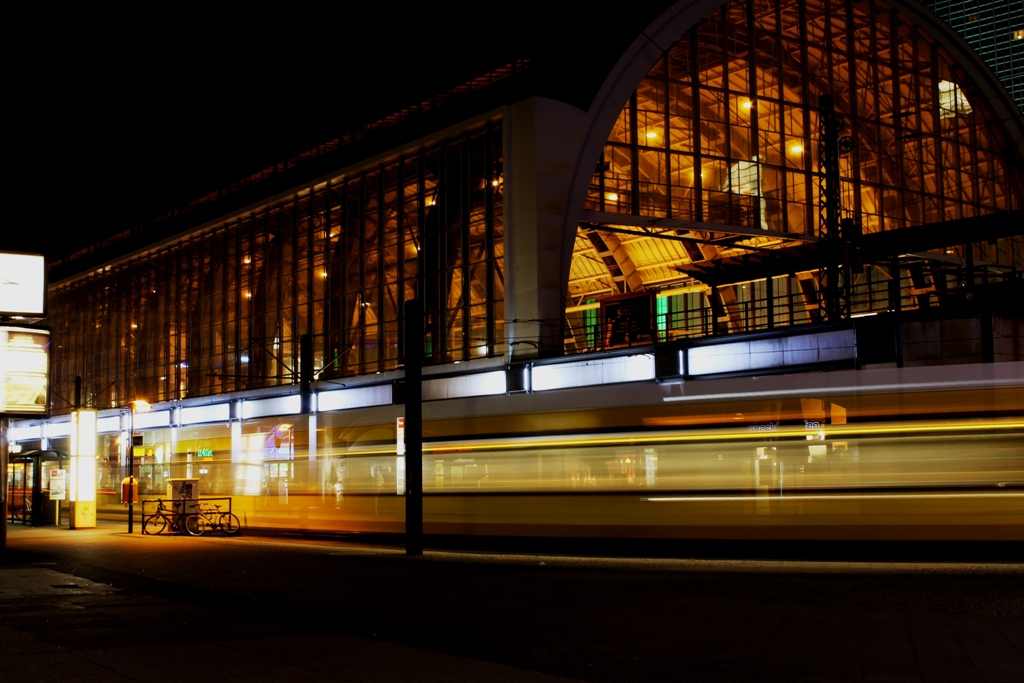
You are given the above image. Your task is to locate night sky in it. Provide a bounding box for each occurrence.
[10,6,669,261]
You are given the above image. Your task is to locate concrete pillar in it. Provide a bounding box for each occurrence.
[504,97,587,360]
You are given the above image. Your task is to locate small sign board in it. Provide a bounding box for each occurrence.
[396,417,406,456]
[0,325,50,415]
[0,252,46,316]
[50,468,67,500]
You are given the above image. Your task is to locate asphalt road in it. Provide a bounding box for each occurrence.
[2,523,1022,682]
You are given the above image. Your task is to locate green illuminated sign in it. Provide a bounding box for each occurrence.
[197,448,214,459]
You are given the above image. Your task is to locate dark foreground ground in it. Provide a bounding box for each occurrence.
[2,523,1022,683]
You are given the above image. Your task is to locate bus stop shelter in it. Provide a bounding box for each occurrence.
[7,450,67,526]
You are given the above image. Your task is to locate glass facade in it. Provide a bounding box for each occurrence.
[49,121,504,410]
[7,0,1021,545]
[923,0,1024,110]
[569,0,1023,349]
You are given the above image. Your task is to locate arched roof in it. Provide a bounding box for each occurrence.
[559,0,1024,313]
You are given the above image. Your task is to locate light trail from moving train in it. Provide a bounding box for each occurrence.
[82,414,1020,541]
[17,364,1014,543]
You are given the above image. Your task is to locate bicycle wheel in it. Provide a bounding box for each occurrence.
[218,513,242,535]
[182,514,205,537]
[143,513,167,535]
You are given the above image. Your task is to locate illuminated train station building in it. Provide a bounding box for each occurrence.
[6,0,1023,540]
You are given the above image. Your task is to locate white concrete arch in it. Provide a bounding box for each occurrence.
[559,0,727,294]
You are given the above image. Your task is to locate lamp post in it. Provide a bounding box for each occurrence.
[126,399,150,533]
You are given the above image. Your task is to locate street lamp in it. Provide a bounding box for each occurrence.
[126,399,151,533]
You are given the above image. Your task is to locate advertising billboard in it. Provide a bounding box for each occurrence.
[0,325,50,415]
[0,252,46,317]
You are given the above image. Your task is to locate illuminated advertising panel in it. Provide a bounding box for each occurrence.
[0,325,50,415]
[0,252,46,316]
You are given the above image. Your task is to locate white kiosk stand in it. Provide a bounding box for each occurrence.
[166,478,200,514]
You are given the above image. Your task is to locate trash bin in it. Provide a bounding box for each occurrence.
[120,476,139,504]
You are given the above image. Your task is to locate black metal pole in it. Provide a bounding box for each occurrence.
[300,333,312,414]
[127,408,134,534]
[1,415,8,555]
[404,298,423,555]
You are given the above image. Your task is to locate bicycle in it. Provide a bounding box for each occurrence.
[188,502,241,536]
[143,499,200,535]
[9,495,29,523]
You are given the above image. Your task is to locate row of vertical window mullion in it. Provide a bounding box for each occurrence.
[213,230,222,393]
[276,208,287,384]
[103,277,109,404]
[168,251,175,400]
[258,210,269,383]
[246,215,256,389]
[347,177,359,374]
[797,0,814,238]
[109,274,116,405]
[890,10,910,229]
[658,54,673,219]
[290,199,299,382]
[208,232,218,393]
[86,283,94,404]
[863,0,883,230]
[396,160,406,364]
[307,189,315,363]
[110,271,119,406]
[323,180,333,376]
[354,176,366,375]
[212,231,223,394]
[721,23,733,222]
[338,179,348,371]
[191,235,201,393]
[276,205,287,384]
[745,0,763,234]
[629,91,640,215]
[461,136,472,358]
[484,122,496,355]
[227,226,236,392]
[416,152,427,361]
[377,167,387,373]
[124,264,133,404]
[690,33,704,223]
[434,142,446,362]
[316,187,329,374]
[843,0,862,223]
[235,220,244,393]
[747,0,768,322]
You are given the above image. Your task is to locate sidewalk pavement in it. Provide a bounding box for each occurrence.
[2,521,1023,683]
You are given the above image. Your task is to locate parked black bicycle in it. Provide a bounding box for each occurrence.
[142,499,196,535]
[142,497,240,536]
[187,501,242,536]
